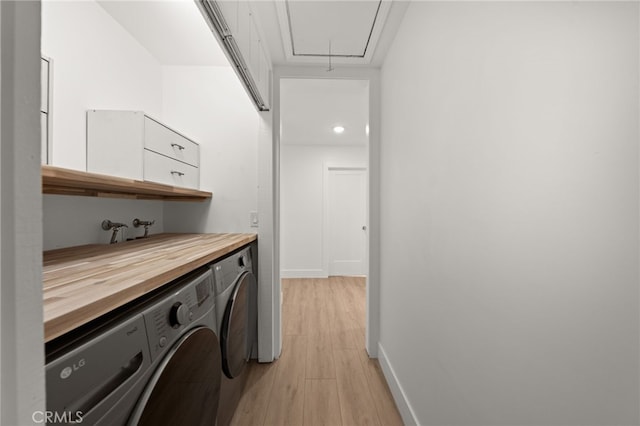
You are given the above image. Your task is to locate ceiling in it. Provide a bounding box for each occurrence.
[96,0,407,69]
[280,79,369,146]
[97,0,229,66]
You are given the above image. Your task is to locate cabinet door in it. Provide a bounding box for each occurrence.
[258,44,271,108]
[41,57,51,164]
[87,111,144,180]
[247,15,271,109]
[235,1,251,70]
[41,57,49,113]
[143,150,199,190]
[216,1,238,35]
[41,112,48,164]
[144,117,199,167]
[248,17,261,83]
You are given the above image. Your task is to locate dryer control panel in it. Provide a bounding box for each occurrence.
[143,269,215,362]
[213,247,253,294]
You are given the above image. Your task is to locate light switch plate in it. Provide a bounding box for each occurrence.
[250,211,259,227]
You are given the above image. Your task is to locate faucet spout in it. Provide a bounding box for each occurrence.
[101,220,128,244]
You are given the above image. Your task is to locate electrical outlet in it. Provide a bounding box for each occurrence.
[250,211,259,227]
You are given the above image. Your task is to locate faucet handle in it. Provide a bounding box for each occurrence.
[133,218,155,228]
[102,219,128,230]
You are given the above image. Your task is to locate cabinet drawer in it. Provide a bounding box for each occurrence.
[144,117,199,167]
[143,150,199,189]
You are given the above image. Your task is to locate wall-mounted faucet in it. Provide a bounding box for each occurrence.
[132,218,155,238]
[101,220,128,244]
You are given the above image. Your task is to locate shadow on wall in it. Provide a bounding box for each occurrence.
[163,200,213,233]
[43,195,166,250]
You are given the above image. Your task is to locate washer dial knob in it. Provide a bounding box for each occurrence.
[169,302,189,328]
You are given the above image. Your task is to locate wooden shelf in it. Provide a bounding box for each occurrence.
[42,165,212,201]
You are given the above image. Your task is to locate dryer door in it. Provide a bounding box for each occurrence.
[221,271,256,378]
[128,327,221,426]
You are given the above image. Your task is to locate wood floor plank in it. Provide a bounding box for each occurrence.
[283,301,305,335]
[330,309,358,350]
[263,335,307,426]
[230,361,277,426]
[290,279,309,307]
[305,302,333,335]
[282,278,293,305]
[303,379,343,426]
[361,359,404,426]
[305,332,336,379]
[244,276,401,426]
[334,349,381,426]
[307,278,324,310]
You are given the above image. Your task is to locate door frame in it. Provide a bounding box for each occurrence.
[323,164,368,277]
[271,66,381,360]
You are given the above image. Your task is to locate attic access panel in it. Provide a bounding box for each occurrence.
[277,0,391,64]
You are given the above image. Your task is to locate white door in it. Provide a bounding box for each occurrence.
[327,168,367,276]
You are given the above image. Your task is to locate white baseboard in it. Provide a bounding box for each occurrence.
[280,269,327,279]
[378,343,420,426]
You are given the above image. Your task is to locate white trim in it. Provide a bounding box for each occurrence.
[257,110,276,362]
[274,0,392,66]
[0,7,3,410]
[0,2,45,424]
[378,343,419,426]
[280,269,327,279]
[323,164,368,277]
[274,1,293,62]
[274,66,381,360]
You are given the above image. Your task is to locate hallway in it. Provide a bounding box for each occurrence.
[231,276,403,425]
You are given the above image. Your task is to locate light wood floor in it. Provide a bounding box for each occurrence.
[231,276,403,426]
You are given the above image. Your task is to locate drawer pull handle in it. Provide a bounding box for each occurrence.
[171,143,185,151]
[171,170,185,177]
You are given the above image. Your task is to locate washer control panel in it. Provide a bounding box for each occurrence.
[143,269,214,362]
[213,247,253,294]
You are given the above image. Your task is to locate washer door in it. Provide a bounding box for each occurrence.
[128,327,221,426]
[221,271,256,379]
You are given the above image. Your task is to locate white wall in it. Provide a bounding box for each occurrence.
[380,2,639,425]
[280,145,366,277]
[41,0,162,171]
[41,0,166,250]
[43,196,164,250]
[162,66,259,233]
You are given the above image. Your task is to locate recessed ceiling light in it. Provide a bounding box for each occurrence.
[333,125,345,134]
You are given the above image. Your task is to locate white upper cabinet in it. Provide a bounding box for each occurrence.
[198,1,271,111]
[235,1,251,57]
[216,1,238,34]
[249,14,261,83]
[41,56,52,164]
[87,110,200,190]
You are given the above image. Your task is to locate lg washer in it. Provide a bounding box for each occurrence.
[45,268,222,425]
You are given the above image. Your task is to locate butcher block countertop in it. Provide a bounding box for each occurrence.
[43,233,257,342]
